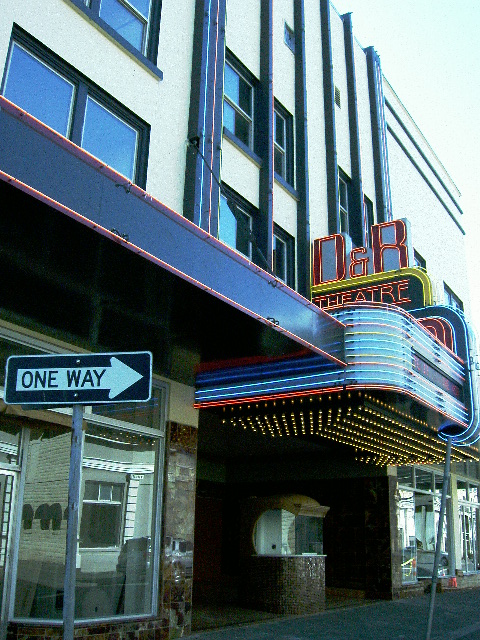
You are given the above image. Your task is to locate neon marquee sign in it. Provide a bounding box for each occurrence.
[312,219,412,286]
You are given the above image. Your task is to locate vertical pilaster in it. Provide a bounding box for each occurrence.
[257,0,274,271]
[294,0,310,297]
[342,12,364,248]
[365,46,392,224]
[183,0,227,237]
[319,0,339,236]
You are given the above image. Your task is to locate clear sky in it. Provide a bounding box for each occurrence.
[330,0,480,330]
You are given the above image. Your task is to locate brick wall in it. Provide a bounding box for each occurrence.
[240,555,326,614]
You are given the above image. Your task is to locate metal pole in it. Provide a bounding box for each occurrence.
[63,404,84,640]
[425,436,452,640]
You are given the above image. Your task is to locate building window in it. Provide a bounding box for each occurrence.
[444,284,463,312]
[457,479,480,574]
[397,466,451,585]
[68,0,161,70]
[80,481,125,548]
[219,192,252,258]
[363,196,374,247]
[223,58,254,149]
[273,225,295,287]
[284,23,295,54]
[338,171,350,235]
[274,101,294,187]
[2,30,149,187]
[334,86,341,108]
[94,0,152,54]
[414,251,426,269]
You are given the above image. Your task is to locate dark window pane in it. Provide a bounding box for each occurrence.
[238,76,252,116]
[274,146,285,177]
[4,44,74,137]
[273,235,286,281]
[82,97,138,180]
[100,0,145,51]
[99,483,112,501]
[80,503,122,547]
[415,468,433,492]
[83,481,98,501]
[236,210,251,256]
[234,110,250,146]
[275,111,285,148]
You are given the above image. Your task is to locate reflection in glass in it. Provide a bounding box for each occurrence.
[218,195,251,257]
[14,427,71,619]
[4,44,74,137]
[100,0,145,51]
[0,472,16,607]
[397,489,416,583]
[415,493,449,577]
[254,509,323,556]
[415,468,433,492]
[81,97,138,181]
[76,424,157,618]
[397,466,413,487]
[91,388,163,433]
[460,504,479,573]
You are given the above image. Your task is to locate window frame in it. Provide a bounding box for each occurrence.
[363,196,374,247]
[273,224,295,287]
[274,100,294,188]
[338,169,350,235]
[223,53,255,152]
[414,250,426,270]
[65,0,163,79]
[2,27,150,188]
[218,189,254,259]
[444,284,463,312]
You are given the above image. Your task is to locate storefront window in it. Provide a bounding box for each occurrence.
[458,479,480,574]
[76,423,158,618]
[397,466,451,582]
[14,426,71,619]
[11,388,165,622]
[397,489,416,583]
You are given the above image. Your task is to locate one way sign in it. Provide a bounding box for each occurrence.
[4,351,152,406]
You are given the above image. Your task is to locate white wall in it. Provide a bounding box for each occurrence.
[0,0,196,215]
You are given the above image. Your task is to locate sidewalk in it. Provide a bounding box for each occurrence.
[188,588,480,640]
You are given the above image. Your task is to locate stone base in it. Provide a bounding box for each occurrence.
[240,555,326,615]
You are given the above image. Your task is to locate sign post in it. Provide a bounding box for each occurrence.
[4,351,152,640]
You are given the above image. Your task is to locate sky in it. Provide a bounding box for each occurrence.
[330,0,480,330]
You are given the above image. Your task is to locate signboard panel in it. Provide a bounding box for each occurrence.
[311,268,433,312]
[4,351,152,406]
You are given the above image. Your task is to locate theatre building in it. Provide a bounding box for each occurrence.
[0,0,479,638]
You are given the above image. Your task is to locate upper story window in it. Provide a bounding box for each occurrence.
[273,225,295,287]
[2,30,149,187]
[444,284,463,312]
[414,251,426,269]
[223,59,254,149]
[219,192,252,258]
[284,23,295,54]
[92,0,152,53]
[338,171,350,235]
[363,196,374,247]
[66,0,162,76]
[274,101,294,187]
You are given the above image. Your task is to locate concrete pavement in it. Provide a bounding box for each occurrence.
[189,589,480,640]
